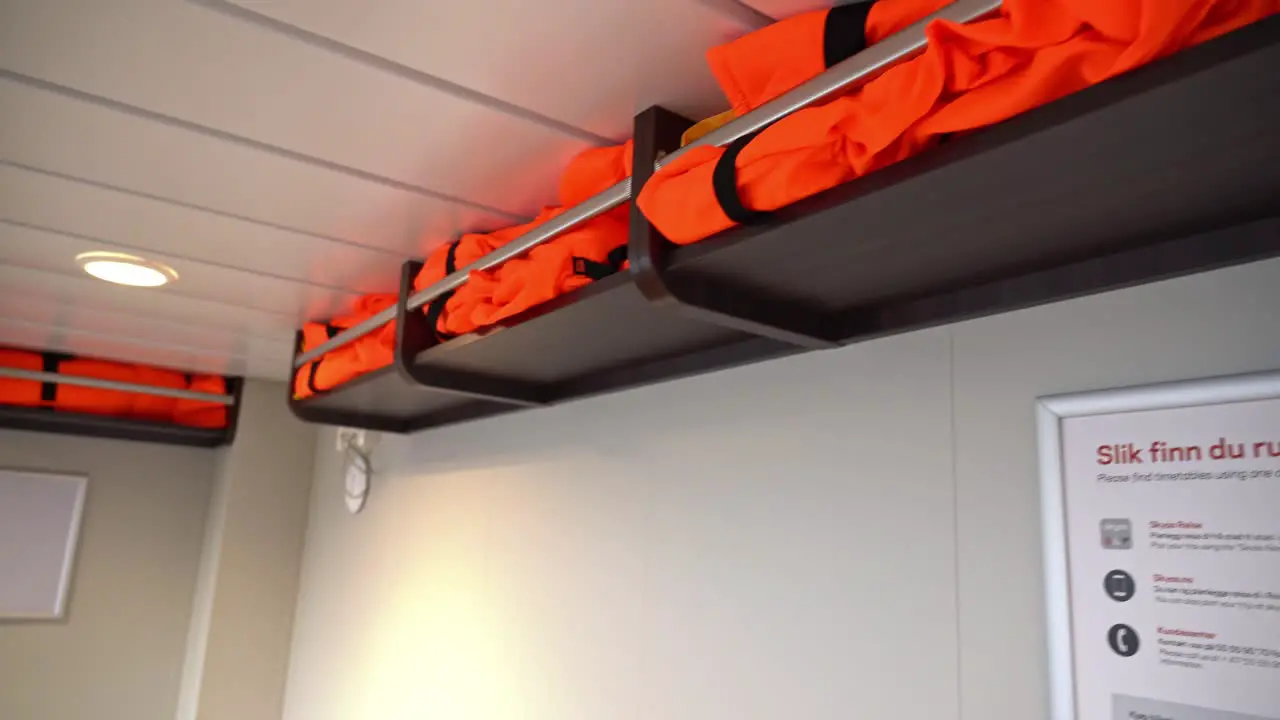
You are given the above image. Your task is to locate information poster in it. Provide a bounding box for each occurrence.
[1038,373,1280,720]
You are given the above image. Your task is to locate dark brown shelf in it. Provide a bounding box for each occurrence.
[290,16,1280,434]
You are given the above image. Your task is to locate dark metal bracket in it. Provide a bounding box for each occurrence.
[628,105,839,350]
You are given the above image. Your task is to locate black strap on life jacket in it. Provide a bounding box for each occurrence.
[40,352,67,403]
[709,3,873,230]
[572,244,629,281]
[712,129,774,226]
[423,241,461,342]
[306,324,342,395]
[824,1,874,68]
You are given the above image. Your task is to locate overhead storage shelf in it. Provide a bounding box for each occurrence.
[290,15,1280,434]
[0,372,242,448]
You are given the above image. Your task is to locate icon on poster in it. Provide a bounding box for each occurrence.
[1100,518,1133,549]
[1105,570,1135,602]
[1108,624,1140,657]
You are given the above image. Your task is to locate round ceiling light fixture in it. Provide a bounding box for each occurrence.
[75,252,178,288]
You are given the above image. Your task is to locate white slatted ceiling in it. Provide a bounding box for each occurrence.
[0,164,404,294]
[0,79,511,259]
[0,265,299,341]
[0,318,285,381]
[0,222,359,320]
[0,0,780,381]
[212,0,751,137]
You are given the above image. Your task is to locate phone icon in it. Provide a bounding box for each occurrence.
[1108,624,1139,657]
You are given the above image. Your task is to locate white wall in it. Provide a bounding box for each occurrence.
[178,378,317,720]
[0,431,215,720]
[281,259,1280,720]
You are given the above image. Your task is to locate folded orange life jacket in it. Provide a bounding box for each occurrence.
[707,0,951,119]
[293,293,398,400]
[173,375,230,428]
[411,142,634,340]
[0,346,231,427]
[0,348,44,407]
[467,211,631,331]
[413,208,562,339]
[638,0,1278,245]
[129,366,188,422]
[54,358,140,417]
[559,140,633,208]
[292,141,639,398]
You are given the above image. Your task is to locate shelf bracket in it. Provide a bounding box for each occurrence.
[628,105,839,350]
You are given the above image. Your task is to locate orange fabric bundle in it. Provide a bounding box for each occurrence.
[54,358,138,416]
[707,0,951,119]
[468,211,630,330]
[173,375,230,428]
[559,140,633,207]
[419,209,631,337]
[411,142,634,339]
[289,143,635,400]
[0,348,44,407]
[293,293,398,399]
[639,0,1278,245]
[130,366,188,422]
[0,346,230,427]
[414,208,564,337]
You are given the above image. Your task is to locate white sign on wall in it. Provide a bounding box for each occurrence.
[1038,372,1280,720]
[0,469,87,619]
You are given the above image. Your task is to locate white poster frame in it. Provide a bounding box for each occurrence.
[1035,370,1280,720]
[0,469,88,620]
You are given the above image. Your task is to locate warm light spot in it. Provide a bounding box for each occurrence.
[76,252,178,287]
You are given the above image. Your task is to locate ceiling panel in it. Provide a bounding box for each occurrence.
[0,79,515,258]
[2,295,292,368]
[0,266,300,342]
[0,222,360,321]
[0,318,284,380]
[0,164,405,295]
[210,0,755,138]
[0,0,595,216]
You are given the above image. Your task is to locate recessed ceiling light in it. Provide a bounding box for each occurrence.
[75,252,178,288]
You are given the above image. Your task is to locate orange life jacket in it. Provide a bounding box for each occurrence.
[559,140,633,208]
[707,0,951,120]
[291,144,636,399]
[53,358,139,416]
[468,211,631,330]
[413,208,563,338]
[411,142,634,340]
[292,293,398,399]
[0,348,44,407]
[1,346,230,427]
[173,375,230,428]
[130,366,188,422]
[638,0,1278,245]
